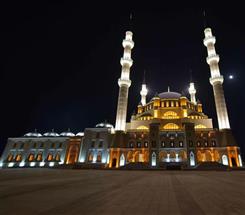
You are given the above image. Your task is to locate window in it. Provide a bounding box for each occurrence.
[170,142,174,147]
[37,152,43,161]
[144,141,148,147]
[204,141,208,147]
[211,140,216,147]
[163,111,179,119]
[161,141,165,148]
[97,152,102,162]
[99,141,103,148]
[7,153,14,162]
[15,154,22,162]
[179,141,183,147]
[91,141,95,148]
[20,143,24,149]
[33,142,37,148]
[28,154,35,161]
[13,143,17,149]
[55,153,60,161]
[47,154,53,161]
[137,142,141,148]
[59,143,63,148]
[163,123,179,130]
[129,142,134,148]
[40,143,44,148]
[197,141,201,147]
[88,152,93,162]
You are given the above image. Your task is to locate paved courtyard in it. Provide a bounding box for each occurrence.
[0,169,245,215]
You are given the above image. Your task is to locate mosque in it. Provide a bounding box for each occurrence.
[0,26,243,169]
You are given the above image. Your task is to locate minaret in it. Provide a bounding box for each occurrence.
[203,27,230,129]
[140,71,148,106]
[115,31,134,131]
[188,82,197,104]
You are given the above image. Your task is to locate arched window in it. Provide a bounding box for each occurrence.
[195,124,207,129]
[7,153,14,162]
[47,153,53,161]
[88,151,93,162]
[137,142,141,148]
[190,151,195,166]
[129,141,134,148]
[97,151,102,162]
[36,152,43,161]
[151,152,156,166]
[120,154,125,166]
[222,155,229,166]
[163,123,179,130]
[15,154,22,162]
[55,152,60,161]
[28,153,35,161]
[136,125,149,130]
[163,111,179,119]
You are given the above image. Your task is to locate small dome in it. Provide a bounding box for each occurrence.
[43,131,59,137]
[24,132,42,137]
[60,131,75,137]
[76,132,84,136]
[151,92,160,101]
[158,91,181,99]
[95,122,114,129]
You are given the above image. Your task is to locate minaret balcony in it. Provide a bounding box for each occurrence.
[118,78,131,87]
[203,36,216,46]
[209,76,224,85]
[122,39,134,49]
[120,58,133,67]
[206,54,220,64]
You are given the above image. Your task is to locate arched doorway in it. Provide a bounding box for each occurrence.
[231,157,237,167]
[112,158,117,167]
[151,152,156,166]
[222,155,228,166]
[66,145,79,164]
[120,154,125,166]
[190,151,195,166]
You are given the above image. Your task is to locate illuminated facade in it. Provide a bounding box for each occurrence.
[0,27,243,169]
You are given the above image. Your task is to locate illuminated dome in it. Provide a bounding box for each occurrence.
[24,131,42,137]
[76,132,84,136]
[60,130,75,137]
[96,122,114,129]
[158,91,181,99]
[43,131,59,137]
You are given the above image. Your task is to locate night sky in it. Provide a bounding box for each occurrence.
[1,2,244,157]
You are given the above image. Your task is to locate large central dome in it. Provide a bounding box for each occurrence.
[158,91,182,99]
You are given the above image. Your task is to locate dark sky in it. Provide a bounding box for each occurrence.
[1,2,245,157]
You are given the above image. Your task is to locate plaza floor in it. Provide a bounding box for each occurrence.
[0,168,245,215]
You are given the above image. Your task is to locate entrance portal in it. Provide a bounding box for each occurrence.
[112,158,117,167]
[231,157,237,167]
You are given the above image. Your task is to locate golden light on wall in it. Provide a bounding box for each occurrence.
[195,124,207,129]
[136,125,149,130]
[183,109,187,117]
[162,111,179,119]
[163,123,179,130]
[154,110,158,118]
